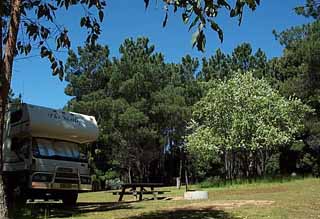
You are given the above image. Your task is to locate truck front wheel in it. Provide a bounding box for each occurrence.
[4,174,27,208]
[62,192,78,206]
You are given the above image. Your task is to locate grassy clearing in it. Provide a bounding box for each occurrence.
[17,178,320,219]
[198,175,306,188]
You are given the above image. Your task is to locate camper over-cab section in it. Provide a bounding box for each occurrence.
[9,103,98,143]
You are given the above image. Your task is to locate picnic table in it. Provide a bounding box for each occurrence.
[113,183,169,201]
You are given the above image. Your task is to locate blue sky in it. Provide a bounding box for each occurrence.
[12,0,311,109]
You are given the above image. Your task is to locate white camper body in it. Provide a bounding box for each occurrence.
[3,103,98,205]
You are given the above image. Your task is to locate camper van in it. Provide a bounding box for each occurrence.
[2,103,98,205]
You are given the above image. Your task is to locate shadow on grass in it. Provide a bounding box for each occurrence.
[13,201,137,219]
[13,200,236,219]
[125,207,236,219]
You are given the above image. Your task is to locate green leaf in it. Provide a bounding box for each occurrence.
[210,20,223,42]
[182,13,189,24]
[80,17,86,27]
[24,43,32,55]
[197,30,206,52]
[65,0,70,9]
[245,0,257,10]
[188,16,199,31]
[144,0,149,9]
[163,12,168,27]
[230,9,237,17]
[99,10,104,22]
[51,61,58,71]
[91,34,98,44]
[217,0,231,10]
[40,46,48,58]
[191,30,199,47]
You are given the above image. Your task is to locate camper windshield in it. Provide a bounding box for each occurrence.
[33,138,80,162]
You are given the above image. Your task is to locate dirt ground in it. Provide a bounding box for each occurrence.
[169,199,275,210]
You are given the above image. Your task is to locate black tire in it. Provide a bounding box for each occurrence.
[62,192,78,206]
[4,174,27,208]
[15,191,27,208]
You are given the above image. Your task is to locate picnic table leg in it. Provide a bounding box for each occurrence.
[151,187,157,200]
[133,186,137,200]
[139,187,143,201]
[118,187,126,202]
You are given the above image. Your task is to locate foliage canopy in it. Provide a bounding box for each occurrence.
[186,72,311,178]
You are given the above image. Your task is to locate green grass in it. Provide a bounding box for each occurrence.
[16,177,320,219]
[198,175,306,188]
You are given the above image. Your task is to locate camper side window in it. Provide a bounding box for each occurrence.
[10,109,23,124]
[11,138,30,159]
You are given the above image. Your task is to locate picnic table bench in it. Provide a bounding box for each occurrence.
[113,183,170,201]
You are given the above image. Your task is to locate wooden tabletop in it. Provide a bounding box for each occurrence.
[121,183,164,187]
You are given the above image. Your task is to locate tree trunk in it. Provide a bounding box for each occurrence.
[225,151,228,180]
[0,96,8,218]
[128,166,132,184]
[177,160,182,189]
[184,168,189,192]
[0,17,2,63]
[177,148,183,189]
[0,0,22,217]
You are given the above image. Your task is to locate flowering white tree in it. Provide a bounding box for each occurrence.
[186,72,311,179]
